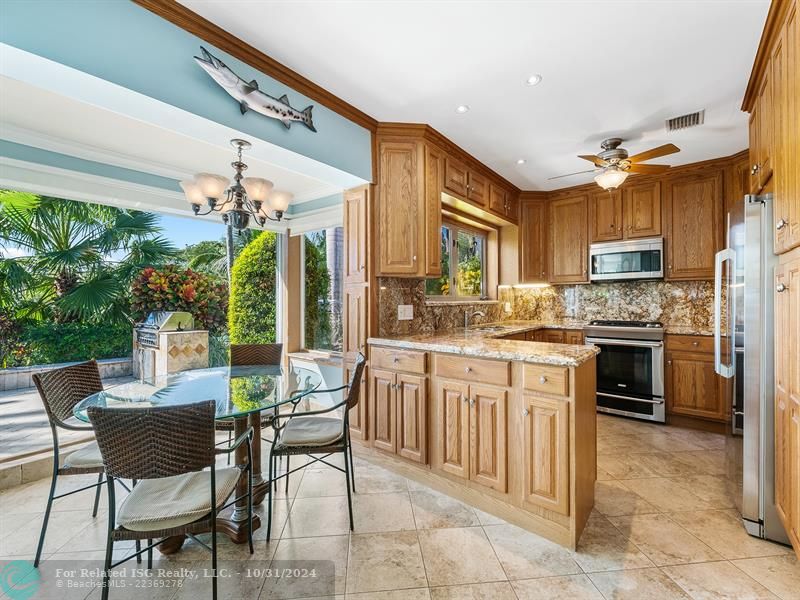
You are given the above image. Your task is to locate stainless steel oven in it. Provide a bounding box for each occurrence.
[589,237,663,281]
[584,320,665,423]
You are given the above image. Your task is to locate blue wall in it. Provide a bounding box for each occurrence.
[0,0,372,182]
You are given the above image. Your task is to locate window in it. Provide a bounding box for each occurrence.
[425,223,487,299]
[303,227,343,352]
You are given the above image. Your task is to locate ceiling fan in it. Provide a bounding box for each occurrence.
[549,138,680,190]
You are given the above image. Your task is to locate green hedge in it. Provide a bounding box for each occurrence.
[228,231,277,344]
[5,322,132,367]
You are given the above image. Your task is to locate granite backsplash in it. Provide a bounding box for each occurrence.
[377,277,715,336]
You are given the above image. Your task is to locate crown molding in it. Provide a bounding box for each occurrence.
[132,0,378,132]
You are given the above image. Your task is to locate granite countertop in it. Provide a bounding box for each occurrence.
[368,320,600,367]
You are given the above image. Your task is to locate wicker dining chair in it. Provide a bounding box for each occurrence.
[216,343,283,463]
[265,353,366,540]
[31,360,108,567]
[88,400,253,600]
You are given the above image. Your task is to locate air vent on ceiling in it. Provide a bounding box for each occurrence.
[666,110,705,132]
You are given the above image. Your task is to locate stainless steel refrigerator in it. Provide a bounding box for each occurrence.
[715,192,788,544]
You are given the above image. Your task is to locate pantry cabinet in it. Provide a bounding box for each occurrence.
[664,171,724,280]
[549,193,589,284]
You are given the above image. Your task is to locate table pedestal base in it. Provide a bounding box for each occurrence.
[157,508,263,554]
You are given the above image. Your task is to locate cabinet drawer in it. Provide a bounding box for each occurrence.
[523,364,569,397]
[435,355,511,387]
[666,335,713,353]
[371,346,428,374]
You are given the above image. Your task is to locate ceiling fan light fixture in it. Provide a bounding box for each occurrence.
[594,168,629,190]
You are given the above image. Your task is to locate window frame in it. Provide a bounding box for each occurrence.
[425,220,488,301]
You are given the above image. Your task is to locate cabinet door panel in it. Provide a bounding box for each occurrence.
[590,190,622,242]
[467,171,487,206]
[469,385,507,492]
[564,330,584,345]
[444,157,468,198]
[372,369,396,453]
[520,200,548,283]
[549,194,588,283]
[539,329,565,344]
[623,182,661,239]
[522,395,570,515]
[397,374,428,464]
[344,186,368,283]
[436,378,470,479]
[666,351,725,421]
[343,285,367,356]
[665,172,723,280]
[489,183,506,215]
[425,146,443,276]
[347,364,368,441]
[379,141,420,275]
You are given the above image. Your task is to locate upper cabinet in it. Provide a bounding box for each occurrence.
[664,171,724,280]
[549,193,589,284]
[520,198,548,283]
[344,186,369,284]
[589,189,622,242]
[623,181,662,239]
[445,157,487,208]
[490,183,519,222]
[744,0,799,256]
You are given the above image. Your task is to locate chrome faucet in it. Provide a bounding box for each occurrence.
[465,309,487,329]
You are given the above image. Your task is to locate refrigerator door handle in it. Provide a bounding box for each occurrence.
[714,247,735,378]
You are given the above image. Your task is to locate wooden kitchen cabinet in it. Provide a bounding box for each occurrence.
[749,72,773,194]
[564,330,584,345]
[370,367,429,464]
[589,189,622,242]
[343,285,367,357]
[344,186,368,284]
[665,335,727,422]
[424,145,444,276]
[775,250,800,551]
[664,171,724,280]
[444,156,487,207]
[521,394,570,515]
[437,378,470,479]
[520,198,548,283]
[537,329,566,344]
[549,193,589,284]
[346,361,368,442]
[489,183,518,222]
[623,181,661,239]
[469,385,508,492]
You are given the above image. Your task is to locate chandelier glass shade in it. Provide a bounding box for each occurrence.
[594,167,630,191]
[179,139,292,230]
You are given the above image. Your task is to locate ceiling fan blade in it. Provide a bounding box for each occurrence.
[578,154,610,167]
[547,168,600,180]
[626,163,671,174]
[627,143,680,163]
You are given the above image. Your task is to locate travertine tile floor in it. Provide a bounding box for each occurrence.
[1,413,798,599]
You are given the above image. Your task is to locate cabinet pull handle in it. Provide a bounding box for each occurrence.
[393,356,399,363]
[360,264,365,270]
[776,283,787,293]
[539,375,548,384]
[776,218,787,231]
[522,408,530,417]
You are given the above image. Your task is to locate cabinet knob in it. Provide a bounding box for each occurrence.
[776,218,787,231]
[469,398,475,407]
[412,255,417,261]
[692,341,699,346]
[667,360,672,366]
[462,394,468,403]
[539,375,548,384]
[751,164,760,175]
[393,356,399,363]
[522,408,530,417]
[776,283,788,293]
[610,223,615,229]
[465,366,473,373]
[360,264,365,270]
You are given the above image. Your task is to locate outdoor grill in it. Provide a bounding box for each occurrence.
[132,311,208,380]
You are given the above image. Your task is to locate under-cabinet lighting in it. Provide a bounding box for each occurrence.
[512,283,552,289]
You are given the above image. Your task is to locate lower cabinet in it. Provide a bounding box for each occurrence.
[370,367,428,464]
[520,394,570,515]
[346,360,369,441]
[665,335,727,422]
[435,378,508,492]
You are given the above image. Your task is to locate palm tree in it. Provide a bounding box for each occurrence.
[0,190,176,324]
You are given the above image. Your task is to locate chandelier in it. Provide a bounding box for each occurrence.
[179,139,292,230]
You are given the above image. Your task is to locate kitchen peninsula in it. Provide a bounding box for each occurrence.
[363,322,599,549]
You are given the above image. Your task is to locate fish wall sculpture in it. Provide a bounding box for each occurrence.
[194,46,316,132]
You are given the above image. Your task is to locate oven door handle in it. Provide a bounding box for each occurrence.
[584,337,663,348]
[597,392,664,404]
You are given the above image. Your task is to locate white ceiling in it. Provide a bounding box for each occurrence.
[180,0,769,190]
[0,77,341,204]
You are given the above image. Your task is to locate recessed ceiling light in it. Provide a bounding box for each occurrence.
[455,105,470,114]
[526,74,543,86]
[516,159,526,165]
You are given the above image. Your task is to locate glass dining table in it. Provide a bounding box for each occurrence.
[73,365,323,551]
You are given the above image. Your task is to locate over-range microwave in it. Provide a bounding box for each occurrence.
[589,237,664,282]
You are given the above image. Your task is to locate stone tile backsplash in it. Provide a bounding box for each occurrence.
[377,278,715,336]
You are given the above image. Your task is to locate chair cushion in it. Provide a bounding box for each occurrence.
[63,442,104,469]
[117,468,240,532]
[280,416,343,447]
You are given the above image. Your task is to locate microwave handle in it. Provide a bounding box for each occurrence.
[714,248,735,378]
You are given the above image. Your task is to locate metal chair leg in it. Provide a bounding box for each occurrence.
[284,456,290,494]
[101,478,116,600]
[34,467,58,567]
[92,472,103,517]
[348,439,356,493]
[266,451,274,541]
[226,430,232,466]
[343,450,354,531]
[147,538,153,569]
